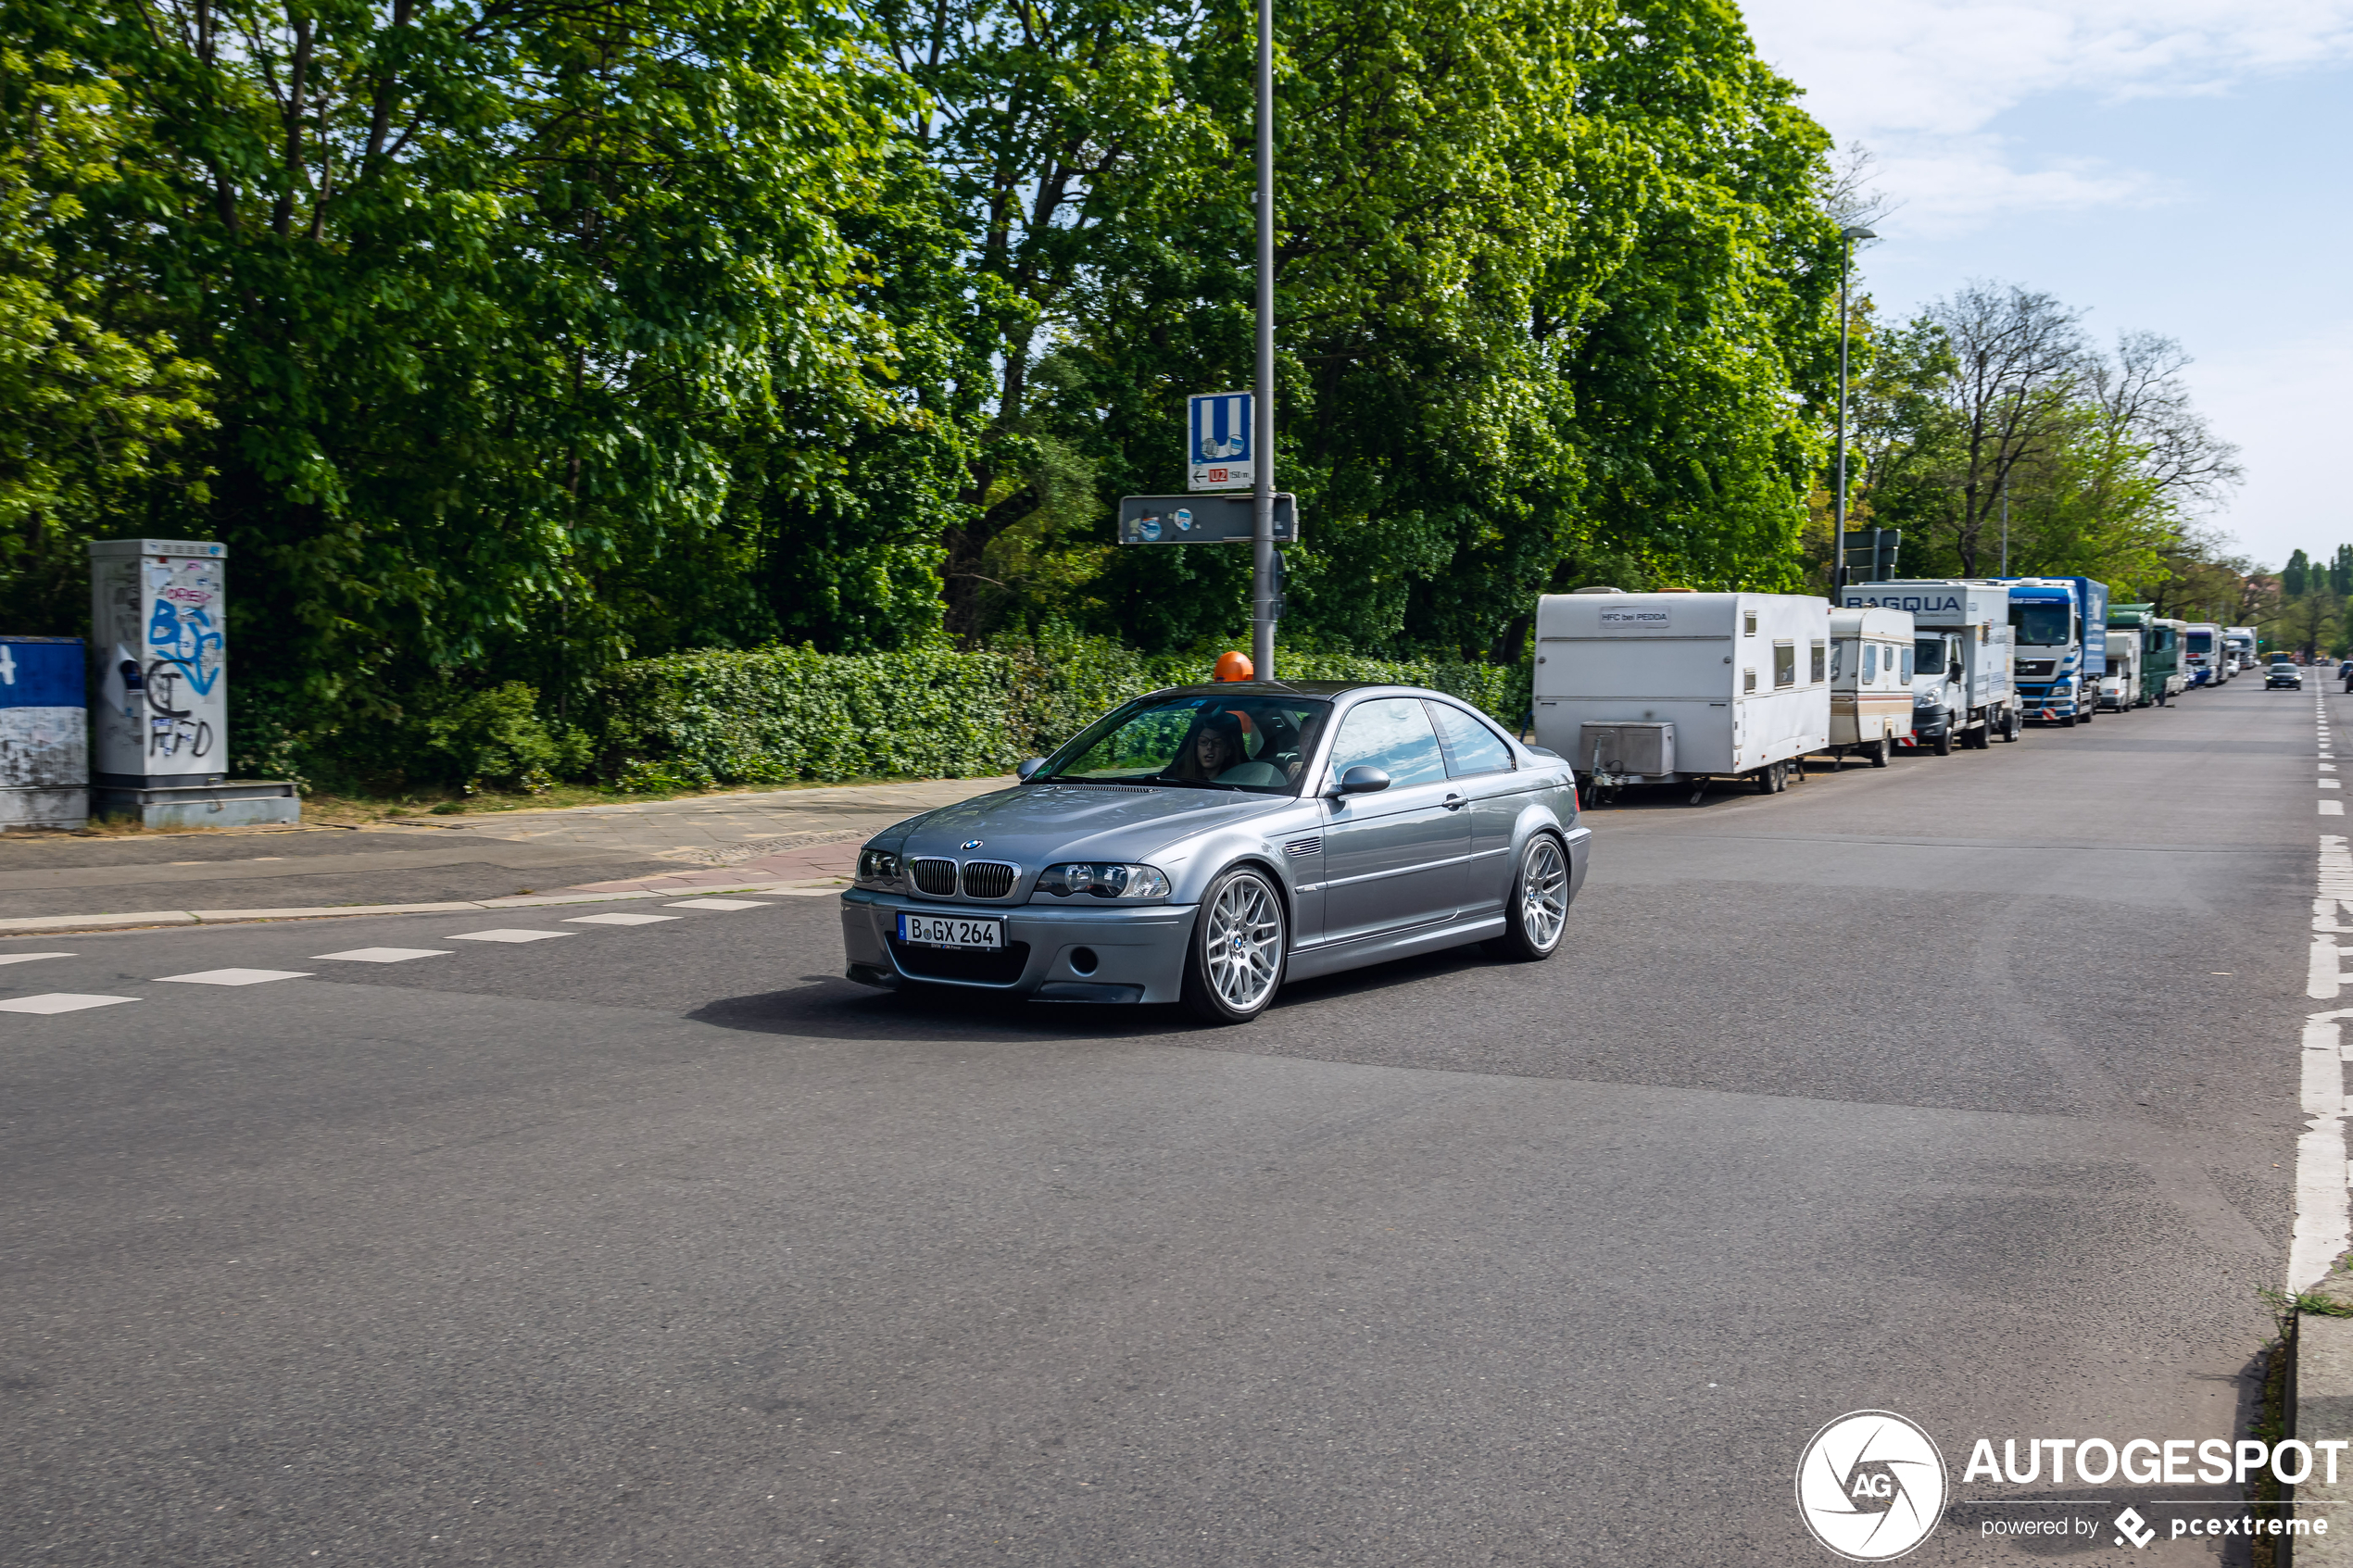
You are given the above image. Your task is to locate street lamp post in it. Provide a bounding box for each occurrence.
[1832,224,1876,595]
[1250,0,1276,680]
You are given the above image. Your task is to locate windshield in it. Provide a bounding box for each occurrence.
[2186,631,2213,654]
[1913,638,1947,676]
[2010,603,2072,646]
[1038,694,1332,794]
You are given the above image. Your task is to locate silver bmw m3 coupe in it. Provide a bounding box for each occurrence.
[840,681,1592,1024]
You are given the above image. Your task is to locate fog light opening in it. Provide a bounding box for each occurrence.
[1068,946,1100,976]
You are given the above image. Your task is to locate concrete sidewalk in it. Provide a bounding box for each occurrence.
[0,775,1009,931]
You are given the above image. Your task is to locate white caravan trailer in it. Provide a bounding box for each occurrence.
[1532,590,1831,802]
[2098,629,2143,710]
[1825,607,1915,767]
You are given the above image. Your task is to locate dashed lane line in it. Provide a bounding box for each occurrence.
[564,912,679,926]
[0,994,137,1015]
[446,929,574,944]
[0,952,73,965]
[154,969,314,986]
[666,898,773,911]
[311,948,453,963]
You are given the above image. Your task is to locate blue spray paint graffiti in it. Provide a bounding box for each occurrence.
[146,597,222,696]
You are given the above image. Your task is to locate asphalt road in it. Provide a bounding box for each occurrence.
[0,680,2324,1565]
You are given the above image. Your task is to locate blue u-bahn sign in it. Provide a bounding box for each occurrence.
[1188,392,1253,492]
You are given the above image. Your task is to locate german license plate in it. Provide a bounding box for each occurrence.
[898,912,1004,949]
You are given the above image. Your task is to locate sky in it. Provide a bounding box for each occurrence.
[1739,0,2353,573]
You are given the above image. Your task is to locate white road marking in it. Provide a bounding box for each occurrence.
[2325,802,2344,816]
[311,947,453,963]
[564,912,678,926]
[156,969,313,986]
[0,953,73,965]
[446,929,574,943]
[0,994,137,1015]
[2326,780,2344,789]
[665,899,773,911]
[2293,1009,2353,1289]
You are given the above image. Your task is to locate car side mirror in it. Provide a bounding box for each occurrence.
[1016,758,1047,782]
[1949,661,1962,678]
[1334,765,1390,797]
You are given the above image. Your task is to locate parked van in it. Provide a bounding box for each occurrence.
[1532,590,1831,801]
[2098,628,2143,710]
[1842,580,2018,747]
[1824,607,1915,767]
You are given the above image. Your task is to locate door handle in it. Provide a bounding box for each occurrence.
[1443,793,1466,810]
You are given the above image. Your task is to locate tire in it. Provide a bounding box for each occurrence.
[2006,709,2022,741]
[1180,865,1287,1025]
[1484,834,1571,962]
[1868,738,1890,769]
[1933,726,1954,757]
[1755,760,1784,794]
[2060,713,2076,728]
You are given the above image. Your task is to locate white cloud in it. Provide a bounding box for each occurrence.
[1744,0,2353,141]
[1868,135,2168,233]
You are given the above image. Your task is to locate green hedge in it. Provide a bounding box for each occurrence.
[586,639,1532,786]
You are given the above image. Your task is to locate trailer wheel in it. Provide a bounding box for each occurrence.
[1868,739,1890,769]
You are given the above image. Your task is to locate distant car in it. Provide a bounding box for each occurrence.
[840,683,1591,1023]
[2269,661,2303,689]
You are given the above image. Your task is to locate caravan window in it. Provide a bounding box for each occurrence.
[1829,641,1845,680]
[1743,668,1756,693]
[1900,646,1916,680]
[1810,642,1826,683]
[1743,610,1757,635]
[1773,643,1795,688]
[1862,644,1877,682]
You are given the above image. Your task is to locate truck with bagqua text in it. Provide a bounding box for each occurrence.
[1992,577,2108,725]
[1842,580,2020,748]
[1532,589,1831,802]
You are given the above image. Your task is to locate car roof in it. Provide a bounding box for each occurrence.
[1151,680,1455,700]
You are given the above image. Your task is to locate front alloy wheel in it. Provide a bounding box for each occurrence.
[1486,834,1570,962]
[1181,866,1287,1024]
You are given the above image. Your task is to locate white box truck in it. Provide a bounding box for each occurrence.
[1841,580,2019,748]
[1824,607,1915,768]
[1532,590,1831,803]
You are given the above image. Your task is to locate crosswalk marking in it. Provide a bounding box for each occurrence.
[311,947,453,963]
[666,898,772,910]
[156,969,313,986]
[0,952,73,965]
[565,912,679,926]
[447,929,573,943]
[0,993,137,1014]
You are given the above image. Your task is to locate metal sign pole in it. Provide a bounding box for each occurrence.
[1251,0,1276,681]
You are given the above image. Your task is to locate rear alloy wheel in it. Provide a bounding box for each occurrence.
[1181,866,1287,1025]
[1486,834,1570,961]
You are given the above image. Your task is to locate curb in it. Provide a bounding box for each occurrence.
[0,876,849,936]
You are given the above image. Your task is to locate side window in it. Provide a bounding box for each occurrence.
[1328,698,1448,790]
[1743,668,1756,693]
[1900,646,1916,680]
[1773,642,1796,688]
[1427,701,1514,777]
[1829,641,1845,680]
[1862,644,1877,682]
[1743,610,1758,636]
[1809,642,1826,683]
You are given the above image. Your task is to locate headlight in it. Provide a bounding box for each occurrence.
[1037,862,1171,899]
[855,847,903,889]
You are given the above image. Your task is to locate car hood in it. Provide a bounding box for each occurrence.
[887,782,1301,864]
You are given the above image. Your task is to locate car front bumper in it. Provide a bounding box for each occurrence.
[840,889,1198,1003]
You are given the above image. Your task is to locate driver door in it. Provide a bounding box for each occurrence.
[1316,698,1470,944]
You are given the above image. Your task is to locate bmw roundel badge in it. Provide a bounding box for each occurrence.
[962,839,984,850]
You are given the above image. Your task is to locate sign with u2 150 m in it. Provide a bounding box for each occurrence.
[1188,391,1253,490]
[1117,494,1299,546]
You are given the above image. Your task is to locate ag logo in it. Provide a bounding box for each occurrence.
[1795,1411,1946,1561]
